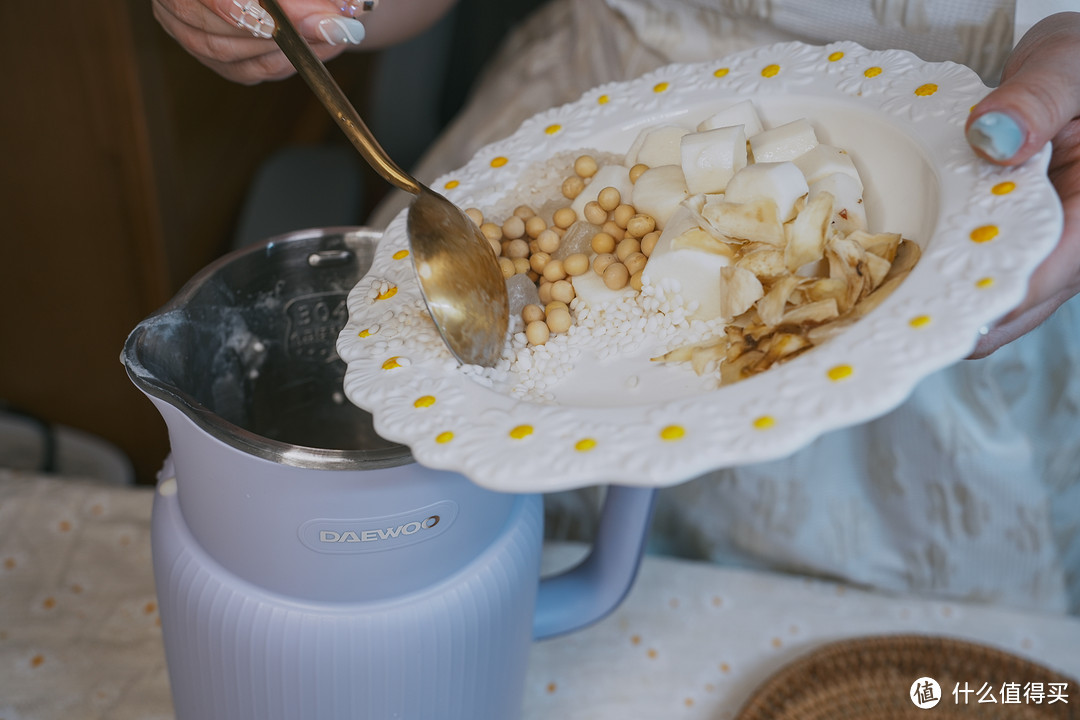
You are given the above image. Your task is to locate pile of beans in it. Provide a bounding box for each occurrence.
[466,155,662,346]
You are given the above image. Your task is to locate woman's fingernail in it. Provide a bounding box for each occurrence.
[967,111,1025,162]
[230,0,274,39]
[317,16,366,45]
[340,0,378,18]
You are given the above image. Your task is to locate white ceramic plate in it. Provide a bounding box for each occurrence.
[338,41,1062,493]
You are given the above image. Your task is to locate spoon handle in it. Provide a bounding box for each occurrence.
[259,0,420,195]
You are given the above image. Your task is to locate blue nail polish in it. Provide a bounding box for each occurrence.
[967,112,1025,161]
[317,16,366,45]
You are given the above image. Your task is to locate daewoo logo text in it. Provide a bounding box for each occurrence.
[319,515,440,544]
[299,501,457,554]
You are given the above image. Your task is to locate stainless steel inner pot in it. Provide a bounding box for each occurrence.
[122,227,410,470]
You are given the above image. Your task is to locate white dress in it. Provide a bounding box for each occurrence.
[371,0,1080,614]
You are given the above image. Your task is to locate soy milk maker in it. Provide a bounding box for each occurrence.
[121,227,655,720]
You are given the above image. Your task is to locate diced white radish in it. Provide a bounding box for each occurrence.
[570,164,634,219]
[648,204,706,254]
[793,144,863,191]
[696,99,765,136]
[624,126,655,167]
[808,172,867,234]
[631,165,690,230]
[626,125,691,168]
[749,119,818,163]
[680,126,748,195]
[723,162,809,223]
[642,205,732,320]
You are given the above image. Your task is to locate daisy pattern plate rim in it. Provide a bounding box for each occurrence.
[338,41,1062,493]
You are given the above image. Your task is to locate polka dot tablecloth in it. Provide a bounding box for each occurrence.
[0,472,170,720]
[530,546,1080,718]
[2,470,1078,720]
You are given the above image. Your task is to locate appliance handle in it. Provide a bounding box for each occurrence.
[532,486,657,640]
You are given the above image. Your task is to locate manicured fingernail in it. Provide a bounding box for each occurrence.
[967,111,1025,162]
[317,16,366,45]
[340,0,378,18]
[230,0,274,39]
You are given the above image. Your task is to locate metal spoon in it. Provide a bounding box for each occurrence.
[259,0,508,367]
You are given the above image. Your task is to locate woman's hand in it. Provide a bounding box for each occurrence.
[152,0,367,83]
[966,12,1080,357]
[152,0,456,84]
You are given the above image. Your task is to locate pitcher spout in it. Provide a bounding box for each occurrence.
[120,227,408,471]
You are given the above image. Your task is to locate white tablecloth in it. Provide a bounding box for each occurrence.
[1,470,1077,719]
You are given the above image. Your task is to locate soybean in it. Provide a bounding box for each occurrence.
[612,203,636,229]
[626,214,655,239]
[593,252,617,276]
[553,207,577,229]
[550,279,575,304]
[640,231,660,257]
[502,215,526,240]
[584,201,608,226]
[525,320,550,345]
[529,251,551,274]
[522,303,545,324]
[624,251,648,276]
[562,175,585,200]
[591,231,616,255]
[601,220,625,241]
[602,262,630,290]
[536,228,561,254]
[574,155,598,178]
[525,215,548,239]
[615,237,641,263]
[511,257,531,275]
[497,257,516,278]
[546,307,572,334]
[505,238,530,259]
[542,259,567,282]
[537,281,553,304]
[597,186,621,213]
[563,253,590,276]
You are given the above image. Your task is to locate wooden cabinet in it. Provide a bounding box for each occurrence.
[0,2,378,483]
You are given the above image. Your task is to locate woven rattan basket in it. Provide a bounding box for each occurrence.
[734,634,1077,719]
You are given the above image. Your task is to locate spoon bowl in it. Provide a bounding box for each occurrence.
[260,0,508,367]
[407,190,509,366]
